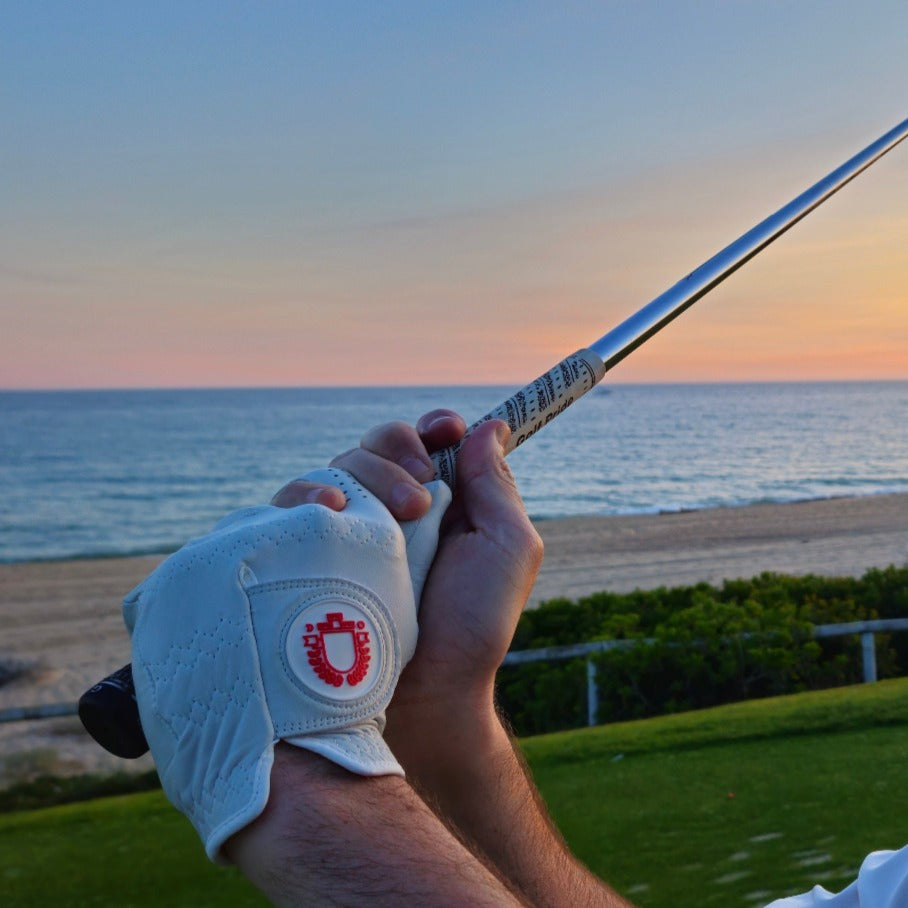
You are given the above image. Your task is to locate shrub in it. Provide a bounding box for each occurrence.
[496,566,908,736]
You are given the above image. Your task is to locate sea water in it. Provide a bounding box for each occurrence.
[1,382,906,563]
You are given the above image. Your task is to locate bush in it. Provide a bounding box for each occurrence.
[496,566,908,736]
[0,769,160,812]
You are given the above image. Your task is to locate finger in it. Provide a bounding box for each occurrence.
[330,447,432,521]
[415,409,467,453]
[270,481,347,510]
[359,420,436,482]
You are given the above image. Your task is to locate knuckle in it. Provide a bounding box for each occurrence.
[416,408,463,432]
[491,511,544,574]
[360,419,413,448]
[514,522,544,571]
[329,447,359,467]
[527,526,545,565]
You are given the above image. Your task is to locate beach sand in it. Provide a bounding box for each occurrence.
[530,493,908,606]
[1,494,906,784]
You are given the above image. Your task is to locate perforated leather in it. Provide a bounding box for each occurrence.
[123,468,450,861]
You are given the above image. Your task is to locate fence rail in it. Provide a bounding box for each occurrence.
[4,619,908,728]
[0,702,79,724]
[501,617,908,727]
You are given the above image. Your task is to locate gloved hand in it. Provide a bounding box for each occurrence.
[123,467,450,862]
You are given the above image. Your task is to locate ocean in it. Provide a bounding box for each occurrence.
[1,382,907,564]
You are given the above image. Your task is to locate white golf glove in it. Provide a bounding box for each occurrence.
[123,467,450,862]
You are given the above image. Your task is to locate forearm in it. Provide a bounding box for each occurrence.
[336,414,630,903]
[386,697,634,908]
[225,743,526,907]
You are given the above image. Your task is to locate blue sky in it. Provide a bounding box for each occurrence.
[2,2,906,387]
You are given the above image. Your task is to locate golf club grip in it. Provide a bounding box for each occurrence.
[431,348,606,486]
[79,347,608,758]
[78,663,149,758]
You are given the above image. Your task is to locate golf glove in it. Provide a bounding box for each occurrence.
[123,467,450,861]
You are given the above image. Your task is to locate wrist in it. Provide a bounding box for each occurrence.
[385,687,514,792]
[224,744,393,868]
[387,675,497,741]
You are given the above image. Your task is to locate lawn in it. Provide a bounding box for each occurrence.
[524,679,908,906]
[3,679,908,907]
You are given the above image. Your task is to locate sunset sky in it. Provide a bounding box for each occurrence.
[2,2,906,389]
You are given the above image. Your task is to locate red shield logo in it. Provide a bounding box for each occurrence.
[303,612,371,687]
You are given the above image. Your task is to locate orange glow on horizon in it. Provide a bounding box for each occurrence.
[2,128,905,391]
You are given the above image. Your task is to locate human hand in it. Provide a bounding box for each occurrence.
[123,467,447,862]
[306,418,629,908]
[329,411,543,739]
[399,417,543,721]
[271,430,437,521]
[274,435,451,604]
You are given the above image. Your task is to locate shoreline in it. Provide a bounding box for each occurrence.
[1,492,906,783]
[530,492,908,606]
[5,491,907,569]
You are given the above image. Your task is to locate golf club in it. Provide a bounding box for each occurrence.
[80,116,908,758]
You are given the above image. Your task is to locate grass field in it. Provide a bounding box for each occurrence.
[3,679,908,907]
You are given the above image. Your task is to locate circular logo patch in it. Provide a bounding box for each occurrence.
[285,598,382,701]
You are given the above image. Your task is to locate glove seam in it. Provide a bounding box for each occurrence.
[247,579,400,728]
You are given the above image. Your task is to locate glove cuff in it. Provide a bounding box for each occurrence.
[203,723,403,864]
[285,722,404,778]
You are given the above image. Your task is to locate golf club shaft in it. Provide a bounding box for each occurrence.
[432,116,908,486]
[80,117,908,758]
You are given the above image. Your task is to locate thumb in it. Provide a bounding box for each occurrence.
[455,421,543,564]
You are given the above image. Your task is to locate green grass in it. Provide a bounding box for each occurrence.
[4,680,908,907]
[524,679,908,906]
[0,791,266,907]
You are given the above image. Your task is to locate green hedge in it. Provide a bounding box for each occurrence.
[0,770,160,813]
[497,566,908,736]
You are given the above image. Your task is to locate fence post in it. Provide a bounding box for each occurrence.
[586,658,598,727]
[862,632,877,683]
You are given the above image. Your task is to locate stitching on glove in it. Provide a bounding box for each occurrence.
[246,577,400,732]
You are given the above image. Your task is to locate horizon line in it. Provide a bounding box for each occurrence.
[3,376,908,394]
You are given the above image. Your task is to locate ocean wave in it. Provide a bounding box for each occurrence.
[0,542,181,566]
[3,383,906,564]
[526,487,908,523]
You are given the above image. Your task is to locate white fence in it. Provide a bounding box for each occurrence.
[500,618,908,727]
[4,618,908,729]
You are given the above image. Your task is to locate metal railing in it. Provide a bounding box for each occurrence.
[4,618,908,729]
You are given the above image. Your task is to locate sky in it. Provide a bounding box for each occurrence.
[1,1,906,389]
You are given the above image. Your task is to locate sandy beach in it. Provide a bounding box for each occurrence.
[1,493,906,784]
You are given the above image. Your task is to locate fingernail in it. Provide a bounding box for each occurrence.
[399,454,435,482]
[391,482,427,513]
[306,487,344,509]
[494,422,511,447]
[419,413,456,434]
